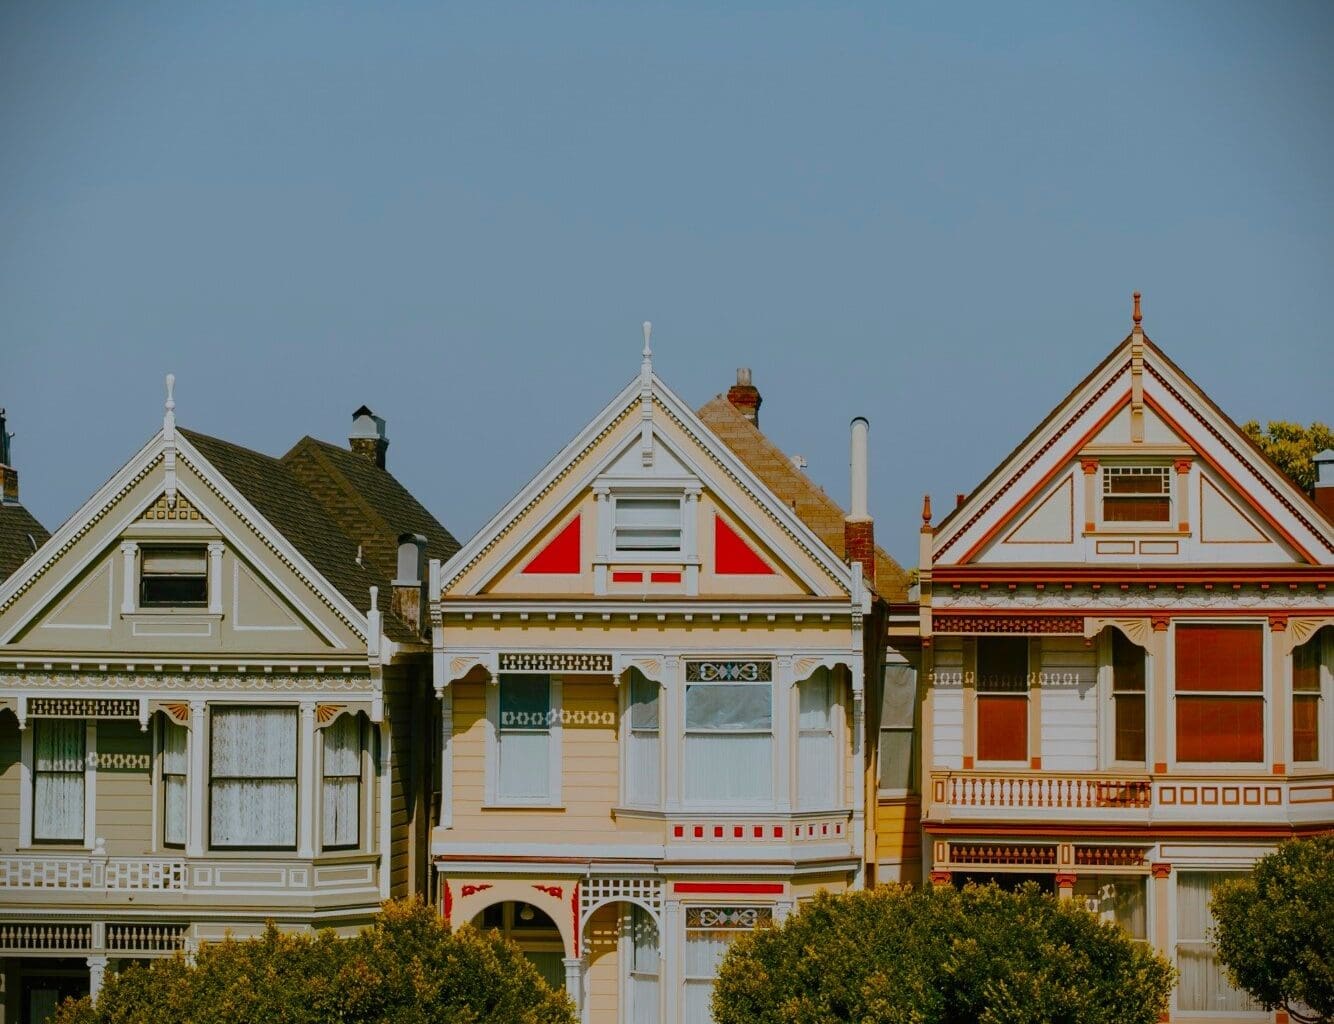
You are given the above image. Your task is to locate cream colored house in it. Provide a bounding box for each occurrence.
[429,330,889,1023]
[0,386,456,1023]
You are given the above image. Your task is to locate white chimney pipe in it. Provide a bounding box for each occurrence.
[850,417,869,520]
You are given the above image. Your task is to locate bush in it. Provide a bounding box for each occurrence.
[54,898,575,1024]
[712,883,1175,1024]
[1211,835,1334,1023]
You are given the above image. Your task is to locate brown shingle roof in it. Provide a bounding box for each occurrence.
[0,502,49,585]
[696,397,911,600]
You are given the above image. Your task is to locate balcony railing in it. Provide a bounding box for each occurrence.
[936,774,1151,811]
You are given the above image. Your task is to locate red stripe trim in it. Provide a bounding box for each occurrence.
[611,571,643,583]
[923,822,1326,839]
[935,607,1330,620]
[934,567,1331,584]
[672,882,785,895]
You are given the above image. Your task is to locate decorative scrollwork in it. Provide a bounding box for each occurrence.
[685,660,772,682]
[684,906,772,930]
[499,653,612,673]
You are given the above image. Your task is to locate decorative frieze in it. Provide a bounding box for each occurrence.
[1,672,371,692]
[685,906,773,930]
[685,660,773,682]
[28,697,139,718]
[1074,846,1150,868]
[933,614,1083,635]
[933,585,1326,611]
[498,652,613,674]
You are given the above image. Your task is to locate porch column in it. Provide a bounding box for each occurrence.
[1151,620,1170,773]
[1055,872,1076,901]
[1269,617,1288,775]
[1027,639,1043,769]
[207,542,225,614]
[1151,862,1172,959]
[562,957,585,1017]
[186,701,207,858]
[661,899,683,1024]
[87,955,108,1001]
[297,701,317,858]
[774,656,792,812]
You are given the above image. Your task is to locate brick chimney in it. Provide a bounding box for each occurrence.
[349,406,388,469]
[727,368,762,426]
[1315,449,1334,520]
[0,408,18,504]
[390,533,427,636]
[845,417,875,584]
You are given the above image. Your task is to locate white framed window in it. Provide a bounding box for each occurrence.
[624,904,660,1024]
[613,496,683,556]
[797,669,837,809]
[1173,622,1265,765]
[210,705,298,849]
[1074,874,1147,941]
[625,669,661,807]
[1101,465,1172,524]
[1176,872,1264,1015]
[488,674,562,806]
[322,713,362,850]
[140,546,208,607]
[684,674,773,806]
[1292,628,1328,766]
[683,906,773,1021]
[33,719,86,843]
[878,662,916,794]
[161,719,188,848]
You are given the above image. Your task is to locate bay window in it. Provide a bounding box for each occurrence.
[1175,624,1264,763]
[210,706,297,848]
[33,719,85,842]
[1176,872,1263,1014]
[626,669,661,806]
[684,675,772,805]
[878,663,916,792]
[976,637,1029,763]
[161,719,188,847]
[322,713,362,849]
[1293,634,1323,763]
[496,674,556,804]
[1111,631,1147,763]
[797,669,836,809]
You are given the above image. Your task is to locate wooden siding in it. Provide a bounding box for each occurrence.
[1039,638,1098,771]
[0,713,19,850]
[95,720,153,855]
[584,902,620,1020]
[931,638,964,769]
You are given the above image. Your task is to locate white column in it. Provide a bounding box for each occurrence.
[119,541,138,614]
[19,725,33,847]
[87,955,108,1001]
[438,688,453,829]
[297,701,316,858]
[207,542,225,614]
[663,656,682,811]
[186,701,207,857]
[683,488,700,596]
[775,656,792,812]
[562,957,586,1017]
[84,721,98,849]
[593,488,610,595]
[661,900,683,1024]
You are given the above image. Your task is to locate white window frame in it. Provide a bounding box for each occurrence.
[138,545,210,608]
[321,712,364,851]
[1099,464,1174,528]
[485,675,563,808]
[1290,627,1330,769]
[878,660,916,797]
[796,668,839,811]
[1098,629,1152,771]
[620,669,663,809]
[1168,619,1270,773]
[683,672,775,809]
[208,704,299,851]
[612,493,684,560]
[23,718,95,847]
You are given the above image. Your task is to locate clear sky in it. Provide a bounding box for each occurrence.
[2,1,1330,571]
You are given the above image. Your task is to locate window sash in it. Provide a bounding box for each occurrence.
[976,638,1029,693]
[684,734,772,804]
[878,728,913,791]
[1176,872,1264,1014]
[1176,695,1264,763]
[1175,624,1263,693]
[33,720,85,843]
[685,683,772,732]
[162,720,188,847]
[140,547,208,607]
[209,706,298,848]
[627,671,661,806]
[322,715,361,849]
[497,676,552,802]
[977,693,1027,762]
[614,497,682,554]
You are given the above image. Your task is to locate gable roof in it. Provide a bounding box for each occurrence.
[0,502,49,585]
[697,396,910,600]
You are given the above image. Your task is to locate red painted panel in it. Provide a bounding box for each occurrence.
[714,515,774,575]
[522,515,581,574]
[1177,696,1264,762]
[977,694,1027,762]
[1176,624,1263,692]
[612,571,643,583]
[650,571,682,583]
[673,882,785,894]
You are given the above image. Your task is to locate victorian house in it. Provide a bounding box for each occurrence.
[428,328,907,1023]
[916,296,1333,1022]
[0,387,456,1022]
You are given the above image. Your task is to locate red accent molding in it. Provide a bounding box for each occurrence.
[1152,616,1170,632]
[962,756,975,770]
[650,571,682,583]
[1054,872,1077,889]
[522,515,581,574]
[1151,862,1172,880]
[572,882,580,958]
[714,514,774,575]
[1030,756,1043,770]
[533,884,564,900]
[1081,459,1100,475]
[611,571,643,583]
[1173,459,1193,475]
[460,883,492,898]
[673,882,785,895]
[1269,616,1288,632]
[1272,763,1286,776]
[1154,761,1168,774]
[928,870,953,885]
[441,879,452,923]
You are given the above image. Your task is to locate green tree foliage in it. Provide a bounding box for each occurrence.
[53,898,575,1024]
[712,883,1175,1024]
[1241,420,1334,494]
[1211,835,1334,1024]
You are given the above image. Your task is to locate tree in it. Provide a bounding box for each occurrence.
[1241,420,1333,494]
[1211,835,1334,1024]
[53,898,576,1024]
[712,883,1175,1024]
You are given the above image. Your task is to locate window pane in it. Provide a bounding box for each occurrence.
[1104,467,1171,495]
[211,707,297,777]
[211,779,297,846]
[323,777,359,847]
[881,664,916,727]
[141,548,207,573]
[1112,632,1145,692]
[1114,694,1146,762]
[1176,696,1263,762]
[1176,624,1263,692]
[879,729,913,790]
[627,728,661,806]
[1177,873,1264,1013]
[977,694,1027,761]
[684,735,772,803]
[162,721,188,773]
[798,672,831,732]
[617,498,681,527]
[499,730,550,800]
[500,675,551,728]
[323,715,361,776]
[630,671,659,731]
[1293,694,1319,763]
[1075,875,1146,940]
[34,772,84,841]
[1293,639,1321,692]
[164,776,187,846]
[35,719,84,772]
[798,731,837,809]
[1103,496,1171,522]
[686,684,772,731]
[977,638,1028,692]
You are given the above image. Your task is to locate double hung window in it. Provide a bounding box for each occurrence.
[161,720,188,847]
[140,546,208,607]
[626,670,661,806]
[210,706,298,848]
[497,675,555,803]
[683,906,772,1022]
[1102,466,1172,523]
[976,638,1029,763]
[625,904,660,1024]
[684,675,773,805]
[322,713,362,849]
[613,497,682,556]
[1175,624,1264,763]
[1111,631,1147,763]
[878,663,916,792]
[797,670,836,809]
[33,720,85,842]
[1293,635,1324,763]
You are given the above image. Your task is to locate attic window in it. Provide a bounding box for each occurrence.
[1102,466,1171,523]
[140,547,208,607]
[613,496,682,555]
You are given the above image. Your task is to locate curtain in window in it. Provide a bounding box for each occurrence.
[627,670,661,806]
[627,904,660,1024]
[34,719,84,841]
[1176,872,1263,1013]
[162,720,188,847]
[797,670,836,809]
[499,675,551,801]
[1074,875,1146,940]
[879,663,916,790]
[684,684,772,804]
[322,714,361,848]
[210,706,297,847]
[683,931,734,1024]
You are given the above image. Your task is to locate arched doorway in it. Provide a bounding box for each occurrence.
[473,901,565,990]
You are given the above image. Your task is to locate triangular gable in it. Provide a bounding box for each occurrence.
[714,514,775,574]
[937,329,1333,567]
[522,515,582,574]
[442,368,859,601]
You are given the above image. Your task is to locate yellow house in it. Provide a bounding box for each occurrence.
[429,329,899,1022]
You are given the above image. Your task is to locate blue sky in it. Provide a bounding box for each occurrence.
[2,1,1330,570]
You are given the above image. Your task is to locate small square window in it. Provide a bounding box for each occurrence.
[140,547,208,607]
[1102,466,1171,523]
[613,497,682,555]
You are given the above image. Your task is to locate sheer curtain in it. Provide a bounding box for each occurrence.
[34,719,84,841]
[626,904,660,1024]
[210,706,297,847]
[797,670,836,809]
[322,714,361,849]
[627,670,661,806]
[682,931,734,1023]
[1176,872,1263,1013]
[684,683,772,805]
[162,720,188,846]
[498,675,551,801]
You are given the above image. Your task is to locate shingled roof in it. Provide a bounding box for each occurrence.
[0,502,49,586]
[181,428,455,644]
[697,396,911,600]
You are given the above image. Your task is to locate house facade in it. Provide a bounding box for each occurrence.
[428,331,900,1023]
[916,297,1334,1022]
[0,388,455,1023]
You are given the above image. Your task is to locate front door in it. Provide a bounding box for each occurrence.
[21,963,88,1024]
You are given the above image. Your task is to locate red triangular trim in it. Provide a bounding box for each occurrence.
[714,515,774,575]
[522,515,581,574]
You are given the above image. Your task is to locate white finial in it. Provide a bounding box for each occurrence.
[369,585,378,612]
[642,321,653,360]
[165,373,176,412]
[162,372,178,508]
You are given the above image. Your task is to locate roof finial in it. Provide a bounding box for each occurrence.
[642,321,653,362]
[164,373,176,427]
[1132,291,1142,327]
[162,373,178,508]
[921,493,933,526]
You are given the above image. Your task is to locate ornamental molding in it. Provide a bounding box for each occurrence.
[685,660,773,682]
[684,906,773,930]
[1084,617,1152,648]
[1282,616,1334,655]
[0,672,372,693]
[498,652,613,674]
[932,585,1327,611]
[792,654,858,684]
[934,614,1083,635]
[27,697,139,719]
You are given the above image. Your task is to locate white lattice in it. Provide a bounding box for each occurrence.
[580,876,663,928]
[0,922,92,952]
[105,859,188,891]
[0,856,187,892]
[0,857,93,889]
